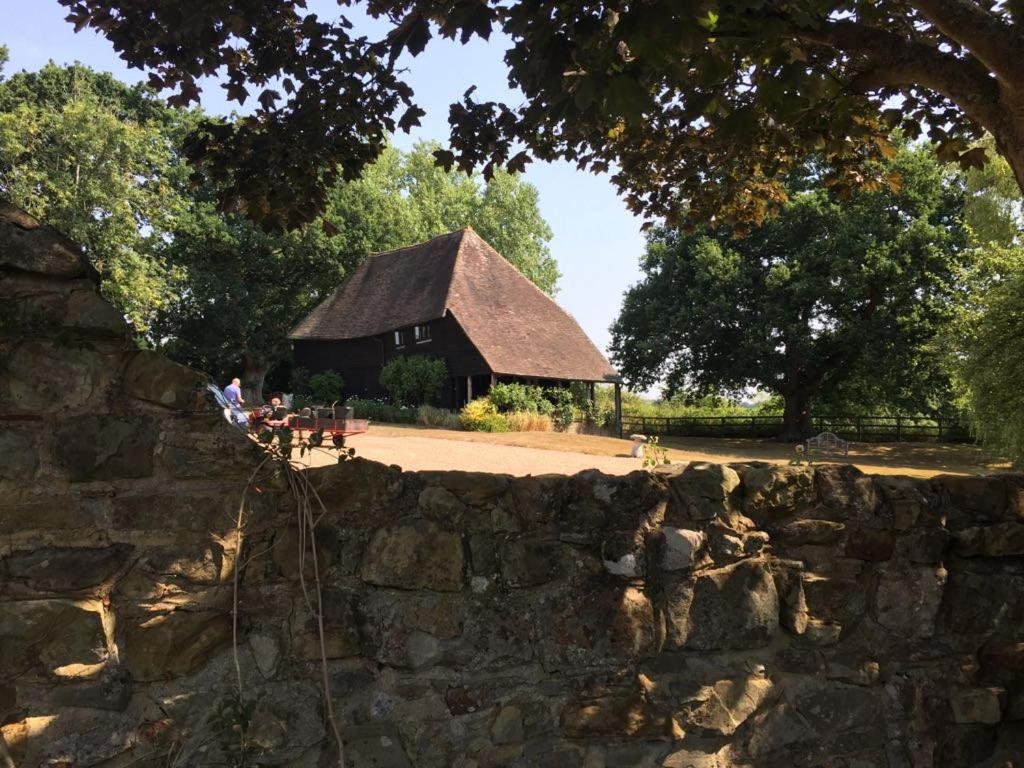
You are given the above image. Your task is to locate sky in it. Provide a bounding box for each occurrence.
[0,0,649,369]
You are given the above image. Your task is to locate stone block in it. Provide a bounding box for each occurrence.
[560,691,674,740]
[903,528,950,563]
[54,415,157,481]
[666,462,740,522]
[340,724,413,768]
[0,342,118,413]
[500,537,564,588]
[601,530,645,579]
[4,544,133,594]
[0,203,89,277]
[816,464,878,518]
[0,599,106,679]
[121,350,207,410]
[360,522,464,591]
[491,704,524,745]
[0,426,39,481]
[291,587,360,660]
[122,609,231,681]
[950,687,1004,724]
[664,559,779,650]
[419,470,510,506]
[875,564,946,639]
[935,475,1023,529]
[844,528,895,561]
[659,527,707,572]
[775,518,845,546]
[743,465,816,521]
[418,485,467,520]
[681,675,774,735]
[112,491,235,534]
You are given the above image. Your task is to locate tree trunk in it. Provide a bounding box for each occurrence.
[779,386,813,443]
[241,354,268,406]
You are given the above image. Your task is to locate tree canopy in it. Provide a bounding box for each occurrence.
[610,144,968,440]
[0,63,192,329]
[57,1,1024,230]
[0,62,555,400]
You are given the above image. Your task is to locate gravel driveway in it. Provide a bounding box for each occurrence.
[301,430,648,476]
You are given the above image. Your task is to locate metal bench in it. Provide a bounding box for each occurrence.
[805,431,849,456]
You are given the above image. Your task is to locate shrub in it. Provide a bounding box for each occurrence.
[288,366,311,396]
[417,405,461,430]
[546,387,577,431]
[460,398,509,432]
[347,397,417,424]
[380,355,448,406]
[505,411,553,432]
[488,382,552,414]
[309,371,345,404]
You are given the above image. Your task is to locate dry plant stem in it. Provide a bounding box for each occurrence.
[233,455,271,697]
[0,733,16,768]
[283,458,346,768]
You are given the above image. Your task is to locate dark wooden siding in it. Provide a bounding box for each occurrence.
[292,313,491,407]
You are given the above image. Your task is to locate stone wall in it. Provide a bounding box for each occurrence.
[2,205,1024,767]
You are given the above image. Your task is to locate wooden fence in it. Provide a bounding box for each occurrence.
[619,413,973,443]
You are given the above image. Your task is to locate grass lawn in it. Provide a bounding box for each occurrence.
[364,423,1010,478]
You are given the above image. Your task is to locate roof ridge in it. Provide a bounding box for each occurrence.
[441,228,470,315]
[368,228,465,259]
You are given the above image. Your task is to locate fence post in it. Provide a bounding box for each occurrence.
[856,415,862,442]
[896,415,903,442]
[937,417,943,442]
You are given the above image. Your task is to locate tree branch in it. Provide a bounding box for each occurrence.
[795,19,1006,135]
[909,0,1024,89]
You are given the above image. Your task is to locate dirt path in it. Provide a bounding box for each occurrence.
[300,429,646,475]
[296,424,1008,478]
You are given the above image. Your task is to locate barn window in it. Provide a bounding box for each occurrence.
[394,329,406,347]
[414,324,431,342]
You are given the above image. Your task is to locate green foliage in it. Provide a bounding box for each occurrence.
[207,692,261,767]
[346,397,417,424]
[379,355,447,407]
[488,383,553,414]
[642,436,671,468]
[416,405,461,430]
[0,62,556,384]
[308,371,345,405]
[956,259,1024,464]
[0,65,191,330]
[288,367,312,397]
[943,149,1024,465]
[325,142,558,294]
[546,388,577,432]
[611,144,968,438]
[60,1,1024,230]
[460,398,509,432]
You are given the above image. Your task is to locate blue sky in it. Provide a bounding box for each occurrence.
[0,0,648,367]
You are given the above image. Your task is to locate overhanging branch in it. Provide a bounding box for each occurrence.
[909,0,1024,89]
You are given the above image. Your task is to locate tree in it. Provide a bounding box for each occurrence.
[153,141,555,401]
[59,1,1024,230]
[610,145,967,440]
[0,70,191,330]
[943,148,1024,463]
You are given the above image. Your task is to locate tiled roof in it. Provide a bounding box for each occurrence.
[289,228,620,382]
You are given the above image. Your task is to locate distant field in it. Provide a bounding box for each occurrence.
[302,423,1011,478]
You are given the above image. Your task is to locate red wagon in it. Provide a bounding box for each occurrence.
[250,405,368,447]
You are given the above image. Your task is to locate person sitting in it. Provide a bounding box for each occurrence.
[269,396,288,421]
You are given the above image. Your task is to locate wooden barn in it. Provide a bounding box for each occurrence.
[289,227,622,416]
